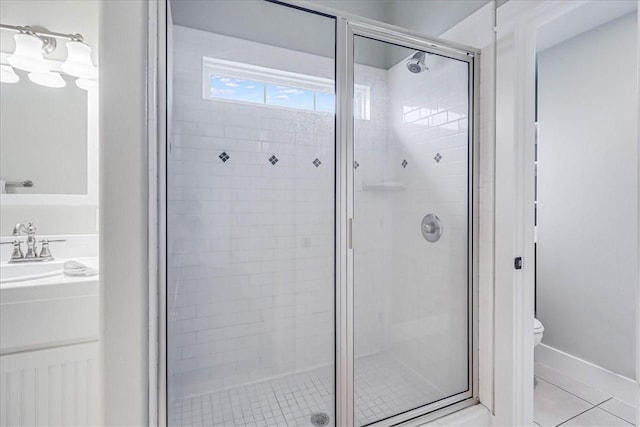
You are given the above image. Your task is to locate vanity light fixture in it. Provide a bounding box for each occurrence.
[28,71,66,88]
[62,41,97,79]
[7,33,49,73]
[76,77,97,91]
[0,64,19,83]
[0,23,97,89]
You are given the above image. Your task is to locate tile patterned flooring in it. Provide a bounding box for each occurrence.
[534,363,637,427]
[172,359,636,426]
[170,353,445,427]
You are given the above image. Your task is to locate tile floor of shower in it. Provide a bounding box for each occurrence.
[170,353,445,427]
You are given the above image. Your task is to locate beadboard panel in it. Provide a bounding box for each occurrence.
[0,342,99,426]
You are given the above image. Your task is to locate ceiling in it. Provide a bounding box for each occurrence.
[169,0,490,69]
[537,1,637,53]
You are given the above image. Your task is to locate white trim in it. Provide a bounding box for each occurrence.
[424,403,491,426]
[494,2,588,425]
[496,1,640,425]
[535,344,637,406]
[637,2,640,420]
[203,56,334,91]
[494,11,534,427]
[147,0,165,425]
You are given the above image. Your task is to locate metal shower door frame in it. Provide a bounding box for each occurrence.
[152,1,481,425]
[333,14,480,427]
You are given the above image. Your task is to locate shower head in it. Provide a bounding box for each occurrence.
[406,51,428,74]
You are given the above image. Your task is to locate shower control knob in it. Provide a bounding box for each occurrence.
[421,214,442,242]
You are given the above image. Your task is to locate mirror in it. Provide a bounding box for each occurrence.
[0,0,99,236]
[1,72,90,195]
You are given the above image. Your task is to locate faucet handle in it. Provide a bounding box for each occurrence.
[1,240,24,262]
[38,239,66,260]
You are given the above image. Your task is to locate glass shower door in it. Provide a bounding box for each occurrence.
[352,35,472,425]
[166,2,336,425]
[164,2,477,424]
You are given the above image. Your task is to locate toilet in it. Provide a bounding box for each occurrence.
[534,318,544,347]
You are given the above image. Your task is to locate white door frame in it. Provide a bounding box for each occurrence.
[147,0,166,425]
[637,4,640,421]
[494,1,640,425]
[494,2,589,425]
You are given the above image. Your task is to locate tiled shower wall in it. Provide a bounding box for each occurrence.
[385,55,470,395]
[169,23,470,403]
[352,66,393,358]
[169,25,390,400]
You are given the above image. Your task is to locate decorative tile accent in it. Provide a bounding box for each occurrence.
[434,153,442,163]
[401,159,408,168]
[218,152,229,163]
[268,155,279,165]
[313,158,322,167]
[354,161,360,169]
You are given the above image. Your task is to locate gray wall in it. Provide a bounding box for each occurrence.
[99,1,149,424]
[536,13,638,379]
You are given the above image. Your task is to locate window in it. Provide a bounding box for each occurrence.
[209,76,264,104]
[266,84,314,110]
[203,57,370,120]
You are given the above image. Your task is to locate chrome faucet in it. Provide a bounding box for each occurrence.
[0,222,65,263]
[13,222,38,259]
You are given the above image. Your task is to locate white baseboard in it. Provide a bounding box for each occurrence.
[535,343,637,406]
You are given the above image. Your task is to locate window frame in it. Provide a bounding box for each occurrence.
[202,57,370,120]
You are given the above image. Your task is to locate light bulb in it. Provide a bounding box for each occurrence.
[76,77,97,91]
[7,34,49,73]
[1,64,20,83]
[62,41,97,79]
[28,71,66,88]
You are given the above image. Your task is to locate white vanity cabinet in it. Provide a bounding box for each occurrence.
[0,271,99,426]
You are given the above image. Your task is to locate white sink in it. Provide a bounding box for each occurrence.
[0,260,65,284]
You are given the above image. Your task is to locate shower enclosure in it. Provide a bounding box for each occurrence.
[163,1,478,425]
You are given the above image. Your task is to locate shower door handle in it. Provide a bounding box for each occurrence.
[421,214,442,242]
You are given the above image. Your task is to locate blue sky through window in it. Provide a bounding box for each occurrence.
[208,74,342,115]
[315,91,335,113]
[210,76,264,104]
[204,58,369,118]
[266,84,314,110]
